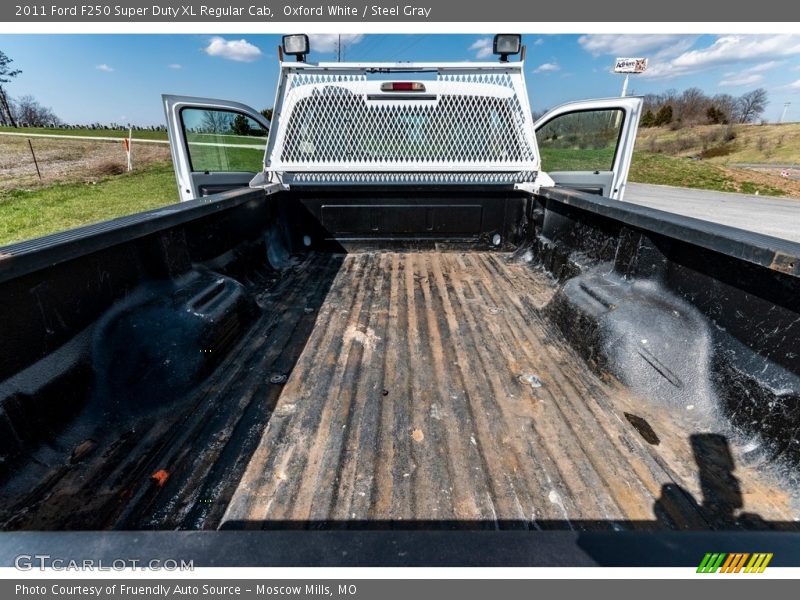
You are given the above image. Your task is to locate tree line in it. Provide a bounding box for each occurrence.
[640,87,768,128]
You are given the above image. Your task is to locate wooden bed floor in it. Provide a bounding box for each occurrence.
[222,251,799,530]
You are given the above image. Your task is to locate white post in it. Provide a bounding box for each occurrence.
[779,102,791,124]
[612,74,631,128]
[127,125,133,171]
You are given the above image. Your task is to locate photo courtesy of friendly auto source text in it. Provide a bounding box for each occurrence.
[1,0,800,590]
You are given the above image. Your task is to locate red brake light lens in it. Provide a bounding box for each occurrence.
[380,82,426,92]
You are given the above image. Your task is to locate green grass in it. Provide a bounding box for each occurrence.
[0,162,178,246]
[539,146,788,197]
[0,125,168,141]
[636,123,800,165]
[186,135,265,172]
[629,152,784,196]
[0,145,790,247]
[539,146,616,172]
[188,132,266,146]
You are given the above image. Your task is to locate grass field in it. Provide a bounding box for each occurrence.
[539,146,616,172]
[636,122,800,165]
[0,134,172,191]
[1,123,799,247]
[628,152,789,196]
[186,134,265,172]
[0,162,177,245]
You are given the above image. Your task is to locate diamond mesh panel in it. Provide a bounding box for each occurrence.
[267,68,539,185]
[285,171,536,185]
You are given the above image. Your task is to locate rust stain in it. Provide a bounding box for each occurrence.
[411,428,425,443]
[69,439,97,464]
[768,251,798,276]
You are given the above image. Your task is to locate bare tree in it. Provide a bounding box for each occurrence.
[642,87,769,128]
[11,95,61,127]
[0,49,21,127]
[200,110,231,134]
[737,88,768,124]
[678,87,707,123]
[711,93,739,124]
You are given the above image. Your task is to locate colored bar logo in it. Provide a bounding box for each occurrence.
[697,553,773,573]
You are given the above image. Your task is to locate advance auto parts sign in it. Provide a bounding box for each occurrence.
[614,58,648,73]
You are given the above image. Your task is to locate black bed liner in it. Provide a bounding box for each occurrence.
[1,250,796,531]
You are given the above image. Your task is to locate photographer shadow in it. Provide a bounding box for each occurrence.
[653,433,769,530]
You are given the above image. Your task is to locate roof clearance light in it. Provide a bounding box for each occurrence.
[380,82,426,92]
[282,34,310,62]
[493,34,522,62]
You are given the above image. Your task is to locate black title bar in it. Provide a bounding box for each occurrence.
[3,0,800,22]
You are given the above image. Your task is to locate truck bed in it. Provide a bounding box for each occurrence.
[1,249,796,531]
[222,251,796,530]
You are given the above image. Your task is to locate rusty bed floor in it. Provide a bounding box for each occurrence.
[221,251,799,531]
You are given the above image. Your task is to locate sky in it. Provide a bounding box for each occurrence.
[1,33,799,126]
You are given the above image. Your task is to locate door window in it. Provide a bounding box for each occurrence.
[180,108,267,173]
[536,109,624,172]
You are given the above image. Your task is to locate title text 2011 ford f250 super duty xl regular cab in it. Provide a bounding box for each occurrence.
[0,35,799,564]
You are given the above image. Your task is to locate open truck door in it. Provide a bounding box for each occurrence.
[535,97,642,201]
[163,95,270,202]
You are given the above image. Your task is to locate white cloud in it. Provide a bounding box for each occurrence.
[783,79,800,91]
[533,38,545,46]
[578,34,698,59]
[718,61,779,87]
[204,36,262,62]
[747,60,781,73]
[309,34,364,54]
[167,63,182,69]
[469,38,493,59]
[642,35,800,79]
[95,64,114,72]
[533,62,560,74]
[719,73,764,87]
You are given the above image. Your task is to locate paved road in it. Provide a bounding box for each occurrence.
[625,182,800,243]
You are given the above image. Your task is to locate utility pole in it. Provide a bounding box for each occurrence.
[779,102,791,124]
[337,35,342,62]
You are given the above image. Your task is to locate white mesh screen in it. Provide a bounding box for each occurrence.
[266,65,540,185]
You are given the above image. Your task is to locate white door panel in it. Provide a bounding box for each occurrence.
[162,95,270,202]
[535,97,642,201]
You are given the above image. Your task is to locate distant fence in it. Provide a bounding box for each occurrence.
[0,131,173,188]
[0,131,267,149]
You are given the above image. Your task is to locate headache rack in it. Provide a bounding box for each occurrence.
[262,61,541,187]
